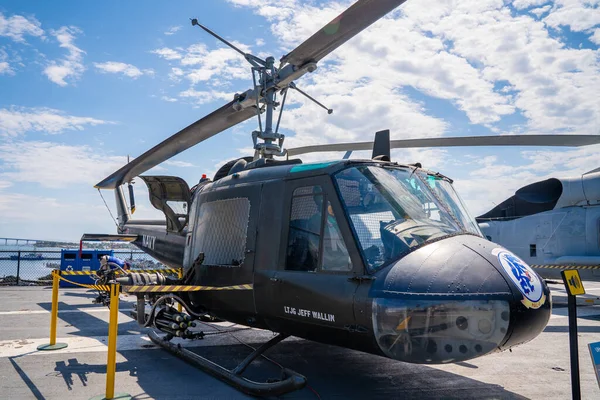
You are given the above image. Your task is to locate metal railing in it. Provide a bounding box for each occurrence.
[0,250,163,286]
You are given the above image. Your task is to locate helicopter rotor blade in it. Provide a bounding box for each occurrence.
[96,99,260,189]
[286,134,600,157]
[280,0,407,67]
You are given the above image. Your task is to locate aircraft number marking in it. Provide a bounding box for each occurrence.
[284,306,335,322]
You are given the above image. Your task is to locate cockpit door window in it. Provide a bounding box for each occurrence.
[285,185,352,272]
[322,201,352,272]
[286,186,323,272]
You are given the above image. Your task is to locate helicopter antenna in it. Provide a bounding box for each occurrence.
[191,19,332,159]
[289,83,333,114]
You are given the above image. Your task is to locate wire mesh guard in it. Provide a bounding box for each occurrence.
[192,198,251,266]
[0,250,164,286]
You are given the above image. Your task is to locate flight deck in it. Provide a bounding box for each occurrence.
[0,284,599,399]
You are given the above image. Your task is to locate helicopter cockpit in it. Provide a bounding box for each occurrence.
[334,165,482,271]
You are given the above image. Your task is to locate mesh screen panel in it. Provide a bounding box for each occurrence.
[290,195,322,232]
[350,211,395,249]
[286,186,323,271]
[194,198,251,265]
[337,178,361,207]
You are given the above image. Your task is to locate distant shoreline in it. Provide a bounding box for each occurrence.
[0,242,138,250]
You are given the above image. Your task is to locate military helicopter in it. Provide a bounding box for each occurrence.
[478,168,600,281]
[88,0,600,396]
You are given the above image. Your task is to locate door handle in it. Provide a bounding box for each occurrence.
[270,277,280,283]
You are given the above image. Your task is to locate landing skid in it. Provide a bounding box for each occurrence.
[148,330,307,397]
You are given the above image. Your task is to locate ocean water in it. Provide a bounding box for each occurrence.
[0,244,159,281]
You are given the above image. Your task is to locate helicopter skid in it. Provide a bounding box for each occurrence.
[148,330,307,397]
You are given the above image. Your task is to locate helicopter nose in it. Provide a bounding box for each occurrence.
[370,235,551,364]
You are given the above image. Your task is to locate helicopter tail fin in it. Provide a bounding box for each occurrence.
[114,185,131,229]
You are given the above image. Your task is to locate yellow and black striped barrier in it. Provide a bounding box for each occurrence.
[532,265,600,270]
[123,283,253,293]
[51,269,252,293]
[60,268,182,276]
[55,271,111,291]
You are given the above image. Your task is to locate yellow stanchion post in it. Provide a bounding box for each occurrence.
[177,268,183,313]
[37,270,68,351]
[90,283,131,400]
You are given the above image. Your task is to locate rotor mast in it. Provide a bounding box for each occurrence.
[191,19,331,159]
[252,55,286,159]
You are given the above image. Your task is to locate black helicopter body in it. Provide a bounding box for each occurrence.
[115,157,551,365]
[87,0,600,394]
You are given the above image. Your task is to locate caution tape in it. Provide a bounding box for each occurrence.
[50,270,251,294]
[52,271,110,292]
[532,265,600,270]
[125,268,182,275]
[60,268,182,276]
[123,283,253,293]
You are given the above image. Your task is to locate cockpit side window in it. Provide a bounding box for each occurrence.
[285,186,353,272]
[321,201,352,272]
[286,186,323,272]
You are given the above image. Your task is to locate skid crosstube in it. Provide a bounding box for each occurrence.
[148,330,307,397]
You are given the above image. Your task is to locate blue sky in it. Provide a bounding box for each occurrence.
[0,0,599,241]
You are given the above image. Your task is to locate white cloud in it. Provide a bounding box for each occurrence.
[0,141,126,188]
[0,48,14,75]
[0,192,103,225]
[168,67,184,81]
[282,80,448,149]
[0,12,44,42]
[151,47,182,60]
[0,182,162,240]
[0,107,109,137]
[164,26,182,36]
[153,40,252,86]
[179,88,233,105]
[161,96,178,102]
[0,180,12,190]
[180,42,250,83]
[43,26,85,86]
[94,61,153,78]
[455,144,600,216]
[512,0,548,9]
[0,61,11,75]
[400,0,600,134]
[225,0,600,137]
[255,38,265,46]
[543,0,600,32]
[164,160,195,167]
[529,5,551,18]
[591,29,600,45]
[221,0,600,224]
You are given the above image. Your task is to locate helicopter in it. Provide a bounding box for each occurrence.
[477,167,600,281]
[87,0,600,396]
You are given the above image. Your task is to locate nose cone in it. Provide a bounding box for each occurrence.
[370,235,551,364]
[489,247,552,350]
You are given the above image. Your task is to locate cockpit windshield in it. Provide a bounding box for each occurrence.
[334,165,481,271]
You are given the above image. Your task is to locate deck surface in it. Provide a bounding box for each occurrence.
[1,283,600,399]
